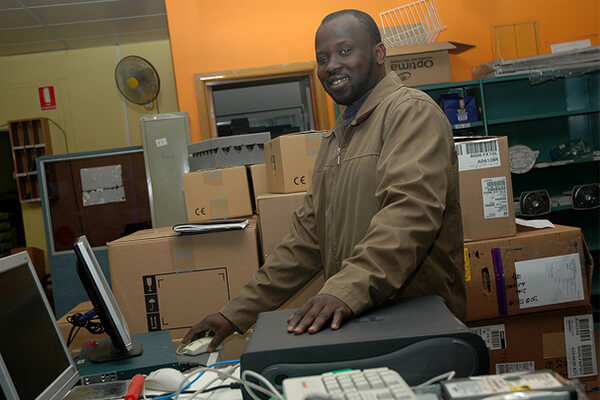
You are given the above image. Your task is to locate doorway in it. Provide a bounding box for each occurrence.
[0,130,26,257]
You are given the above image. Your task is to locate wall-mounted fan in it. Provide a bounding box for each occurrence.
[115,55,160,110]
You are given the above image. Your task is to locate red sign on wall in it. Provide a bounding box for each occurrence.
[38,86,56,110]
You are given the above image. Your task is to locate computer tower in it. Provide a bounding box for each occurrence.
[241,296,489,398]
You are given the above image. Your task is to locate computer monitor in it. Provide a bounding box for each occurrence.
[73,235,142,363]
[0,251,80,399]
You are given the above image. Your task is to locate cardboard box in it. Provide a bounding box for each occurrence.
[455,136,516,241]
[182,165,252,222]
[256,191,326,309]
[468,306,598,397]
[256,192,305,260]
[248,163,269,211]
[107,218,260,342]
[385,41,474,87]
[264,131,325,193]
[463,224,594,322]
[56,301,108,356]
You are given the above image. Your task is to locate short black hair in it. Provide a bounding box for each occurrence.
[321,9,382,44]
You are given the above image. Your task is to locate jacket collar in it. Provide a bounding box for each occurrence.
[325,72,404,138]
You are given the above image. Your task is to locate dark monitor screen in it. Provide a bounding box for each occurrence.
[0,252,79,399]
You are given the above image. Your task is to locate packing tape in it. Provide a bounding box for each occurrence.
[305,131,323,157]
[204,169,223,185]
[169,234,195,271]
[464,247,471,282]
[491,247,507,316]
[210,198,229,220]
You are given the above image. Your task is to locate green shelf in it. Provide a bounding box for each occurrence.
[421,71,599,257]
[487,108,600,126]
[534,155,600,169]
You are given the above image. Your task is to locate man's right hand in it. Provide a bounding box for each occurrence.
[182,313,235,353]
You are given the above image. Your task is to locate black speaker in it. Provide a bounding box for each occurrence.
[572,184,600,210]
[519,190,551,217]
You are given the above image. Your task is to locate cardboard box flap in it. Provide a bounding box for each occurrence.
[386,41,474,56]
[446,41,475,54]
[274,130,328,141]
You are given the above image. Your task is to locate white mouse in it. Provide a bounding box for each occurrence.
[145,368,187,392]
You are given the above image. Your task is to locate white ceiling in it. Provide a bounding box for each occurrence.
[0,0,169,57]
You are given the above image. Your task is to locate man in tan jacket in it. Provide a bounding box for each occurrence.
[183,9,465,352]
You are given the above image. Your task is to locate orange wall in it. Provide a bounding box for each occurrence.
[165,0,599,143]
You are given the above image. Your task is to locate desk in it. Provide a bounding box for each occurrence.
[67,353,245,400]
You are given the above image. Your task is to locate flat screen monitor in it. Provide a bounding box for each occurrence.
[0,251,79,399]
[73,235,142,362]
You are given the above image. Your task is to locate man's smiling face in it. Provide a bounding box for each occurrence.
[315,14,379,106]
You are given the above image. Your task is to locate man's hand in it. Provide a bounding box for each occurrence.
[182,313,235,353]
[287,294,352,335]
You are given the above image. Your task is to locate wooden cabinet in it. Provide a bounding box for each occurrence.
[8,118,53,202]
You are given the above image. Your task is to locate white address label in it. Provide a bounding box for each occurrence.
[455,139,501,171]
[482,177,509,219]
[515,253,585,309]
[564,314,597,378]
[471,324,506,350]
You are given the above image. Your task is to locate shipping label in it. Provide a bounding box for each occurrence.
[495,361,535,375]
[471,324,506,350]
[514,253,585,309]
[481,177,509,218]
[455,139,501,171]
[564,314,597,378]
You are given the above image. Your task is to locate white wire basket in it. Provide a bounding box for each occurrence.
[379,0,446,48]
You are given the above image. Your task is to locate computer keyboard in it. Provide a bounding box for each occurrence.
[282,367,419,400]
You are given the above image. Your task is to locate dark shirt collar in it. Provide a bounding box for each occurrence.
[343,89,373,129]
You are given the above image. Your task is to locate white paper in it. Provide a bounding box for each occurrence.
[515,253,585,309]
[80,165,125,206]
[482,177,509,219]
[455,138,501,172]
[471,324,506,350]
[515,218,555,229]
[155,137,168,147]
[564,314,597,378]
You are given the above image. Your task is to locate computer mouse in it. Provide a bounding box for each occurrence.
[145,368,187,392]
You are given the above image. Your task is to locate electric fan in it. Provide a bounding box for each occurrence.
[114,55,160,107]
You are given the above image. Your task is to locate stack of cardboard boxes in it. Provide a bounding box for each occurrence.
[454,136,598,397]
[105,131,326,359]
[68,129,597,391]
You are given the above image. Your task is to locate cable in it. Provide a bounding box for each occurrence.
[47,118,70,153]
[147,360,240,400]
[65,310,104,346]
[241,369,284,400]
[416,370,456,387]
[167,361,283,400]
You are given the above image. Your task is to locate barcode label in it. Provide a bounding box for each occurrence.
[460,140,498,155]
[495,361,535,375]
[482,177,509,218]
[455,139,501,172]
[471,324,506,350]
[564,314,597,378]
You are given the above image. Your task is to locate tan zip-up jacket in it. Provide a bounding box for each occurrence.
[221,72,466,331]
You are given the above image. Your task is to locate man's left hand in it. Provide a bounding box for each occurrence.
[287,294,352,334]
